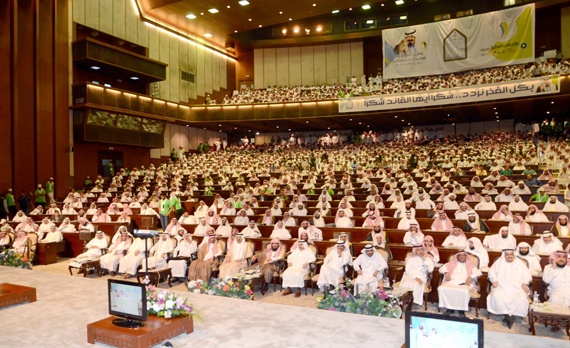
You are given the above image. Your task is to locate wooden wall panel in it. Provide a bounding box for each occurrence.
[301,46,314,86]
[338,43,352,84]
[313,45,326,86]
[350,41,364,79]
[84,0,99,31]
[563,7,570,58]
[264,48,277,88]
[0,2,13,191]
[196,46,205,97]
[188,42,197,100]
[73,0,85,26]
[54,0,71,195]
[36,0,56,180]
[158,30,170,100]
[13,0,37,191]
[254,48,264,89]
[179,39,189,103]
[124,1,138,44]
[276,47,289,87]
[147,25,159,60]
[220,56,227,90]
[288,47,301,86]
[326,44,339,85]
[204,51,213,94]
[99,0,113,34]
[137,15,148,47]
[168,36,179,102]
[112,0,125,39]
[212,54,220,91]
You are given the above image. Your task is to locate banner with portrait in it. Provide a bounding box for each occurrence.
[338,76,559,113]
[382,4,535,80]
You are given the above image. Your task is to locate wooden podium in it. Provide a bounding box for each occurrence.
[0,283,37,309]
[87,315,193,347]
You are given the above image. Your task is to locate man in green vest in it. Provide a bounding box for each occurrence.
[45,177,55,204]
[170,192,184,220]
[34,184,47,209]
[529,187,549,203]
[5,189,16,218]
[159,193,171,230]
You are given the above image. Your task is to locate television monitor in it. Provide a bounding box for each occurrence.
[405,311,484,348]
[108,279,147,328]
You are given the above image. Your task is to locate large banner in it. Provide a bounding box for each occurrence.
[338,76,559,113]
[382,4,534,80]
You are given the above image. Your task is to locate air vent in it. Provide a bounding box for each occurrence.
[181,71,195,83]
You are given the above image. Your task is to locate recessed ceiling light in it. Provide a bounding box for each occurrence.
[551,101,555,104]
[400,15,407,20]
[293,26,300,33]
[186,14,196,19]
[547,111,550,114]
[279,11,283,14]
[312,3,316,6]
[381,3,384,6]
[276,126,279,128]
[204,33,213,38]
[259,25,262,27]
[395,0,404,5]
[227,5,231,8]
[316,26,322,32]
[394,115,398,118]
[332,10,339,14]
[248,18,252,21]
[208,8,219,13]
[306,121,309,123]
[362,4,371,10]
[186,125,189,127]
[288,128,291,131]
[349,8,352,11]
[104,83,111,87]
[234,30,238,33]
[91,66,101,70]
[130,76,139,80]
[366,20,374,24]
[256,132,260,135]
[289,18,292,21]
[282,28,287,34]
[239,0,249,6]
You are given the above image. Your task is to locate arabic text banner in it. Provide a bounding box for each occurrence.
[382,4,534,80]
[338,76,559,113]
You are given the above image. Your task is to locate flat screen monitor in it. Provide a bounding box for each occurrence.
[405,311,484,348]
[108,279,147,328]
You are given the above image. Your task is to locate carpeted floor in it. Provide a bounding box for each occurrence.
[32,258,570,340]
[0,260,567,347]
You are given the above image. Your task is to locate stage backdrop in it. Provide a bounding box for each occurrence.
[382,4,535,80]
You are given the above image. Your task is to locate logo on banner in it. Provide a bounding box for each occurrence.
[444,29,467,62]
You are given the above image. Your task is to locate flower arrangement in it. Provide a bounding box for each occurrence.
[317,281,402,318]
[146,285,201,320]
[0,249,33,270]
[187,277,254,300]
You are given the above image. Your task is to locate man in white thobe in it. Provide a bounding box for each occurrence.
[40,225,63,243]
[353,244,388,295]
[219,233,253,279]
[316,241,351,292]
[398,245,434,306]
[438,251,482,317]
[532,231,563,255]
[68,231,109,268]
[100,231,132,275]
[465,237,489,270]
[143,232,174,270]
[542,250,570,305]
[168,232,198,280]
[282,240,316,297]
[483,227,517,251]
[487,249,532,328]
[118,237,152,278]
[515,242,543,275]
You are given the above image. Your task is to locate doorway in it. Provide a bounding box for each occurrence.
[98,151,124,178]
